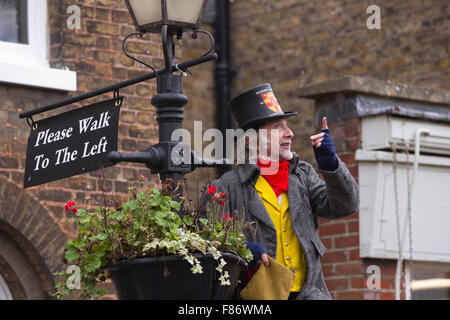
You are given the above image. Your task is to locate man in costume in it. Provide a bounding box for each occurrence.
[207,83,359,300]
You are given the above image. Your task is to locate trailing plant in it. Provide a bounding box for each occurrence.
[54,176,252,299]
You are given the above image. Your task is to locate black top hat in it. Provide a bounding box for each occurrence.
[228,83,297,130]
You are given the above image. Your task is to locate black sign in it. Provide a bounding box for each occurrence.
[24,98,123,188]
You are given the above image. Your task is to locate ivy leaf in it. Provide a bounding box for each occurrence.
[65,249,80,261]
[114,211,125,220]
[95,233,108,241]
[143,239,159,252]
[123,200,139,211]
[169,200,181,211]
[72,239,85,249]
[183,215,194,226]
[79,226,90,234]
[136,192,146,200]
[85,254,102,272]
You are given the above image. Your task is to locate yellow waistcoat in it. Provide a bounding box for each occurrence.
[255,176,307,292]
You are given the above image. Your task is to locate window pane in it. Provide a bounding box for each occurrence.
[0,0,28,44]
[412,263,450,300]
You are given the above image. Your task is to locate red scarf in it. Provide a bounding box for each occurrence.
[256,159,290,197]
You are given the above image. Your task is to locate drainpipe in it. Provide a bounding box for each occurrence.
[215,0,233,175]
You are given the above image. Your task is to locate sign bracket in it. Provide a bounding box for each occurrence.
[26,116,38,131]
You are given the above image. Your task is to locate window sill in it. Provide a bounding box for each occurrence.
[0,61,77,92]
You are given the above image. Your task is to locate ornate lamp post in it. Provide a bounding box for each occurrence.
[108,0,224,187]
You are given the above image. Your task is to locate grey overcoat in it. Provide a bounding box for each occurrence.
[206,152,359,300]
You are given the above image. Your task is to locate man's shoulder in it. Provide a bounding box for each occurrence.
[292,157,315,175]
[211,167,240,186]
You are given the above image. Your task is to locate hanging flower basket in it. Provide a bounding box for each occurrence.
[108,252,247,300]
[54,177,253,300]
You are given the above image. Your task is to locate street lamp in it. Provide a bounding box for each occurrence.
[108,0,225,190]
[124,0,209,34]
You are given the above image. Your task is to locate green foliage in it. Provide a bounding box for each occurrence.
[54,179,252,300]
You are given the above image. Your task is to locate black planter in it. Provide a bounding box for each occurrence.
[108,252,247,300]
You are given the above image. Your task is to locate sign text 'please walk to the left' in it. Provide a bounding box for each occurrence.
[24,98,122,188]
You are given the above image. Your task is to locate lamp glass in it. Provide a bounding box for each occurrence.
[166,0,205,24]
[128,0,162,26]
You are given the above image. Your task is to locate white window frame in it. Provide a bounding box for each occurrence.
[0,0,76,91]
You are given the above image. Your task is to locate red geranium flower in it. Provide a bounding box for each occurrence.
[207,185,216,194]
[72,207,78,214]
[221,213,233,220]
[65,201,75,211]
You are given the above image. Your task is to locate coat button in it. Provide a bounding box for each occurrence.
[285,242,288,247]
[268,249,273,256]
[283,227,287,232]
[266,234,273,241]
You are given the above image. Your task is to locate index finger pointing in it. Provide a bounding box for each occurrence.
[322,117,328,130]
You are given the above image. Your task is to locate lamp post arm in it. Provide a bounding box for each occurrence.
[108,151,159,165]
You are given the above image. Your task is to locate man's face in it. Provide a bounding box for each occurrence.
[258,118,294,161]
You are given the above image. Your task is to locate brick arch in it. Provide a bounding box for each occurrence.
[0,176,68,299]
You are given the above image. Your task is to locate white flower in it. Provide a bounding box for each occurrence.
[192,263,203,274]
[218,271,230,286]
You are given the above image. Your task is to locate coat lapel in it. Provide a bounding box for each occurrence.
[235,153,303,232]
[246,187,277,233]
[287,153,307,223]
[287,174,302,223]
[254,176,280,212]
[281,192,289,216]
[236,164,276,232]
